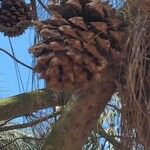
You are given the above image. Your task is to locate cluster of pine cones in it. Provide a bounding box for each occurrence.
[0,0,32,36]
[30,0,125,90]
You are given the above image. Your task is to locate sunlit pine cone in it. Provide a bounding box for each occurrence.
[30,0,125,90]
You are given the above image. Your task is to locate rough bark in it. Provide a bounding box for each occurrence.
[0,89,61,121]
[42,69,116,150]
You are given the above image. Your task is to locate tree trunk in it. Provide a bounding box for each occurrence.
[42,69,116,150]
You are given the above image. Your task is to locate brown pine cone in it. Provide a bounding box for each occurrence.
[0,0,32,37]
[30,0,125,91]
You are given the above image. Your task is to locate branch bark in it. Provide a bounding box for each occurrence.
[0,89,62,121]
[41,69,116,150]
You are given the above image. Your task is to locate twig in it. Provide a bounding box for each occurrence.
[37,0,52,15]
[0,112,61,132]
[107,104,121,112]
[0,48,33,70]
[97,125,122,149]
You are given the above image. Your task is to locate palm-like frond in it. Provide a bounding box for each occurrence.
[0,129,42,150]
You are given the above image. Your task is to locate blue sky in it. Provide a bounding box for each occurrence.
[0,0,48,98]
[0,29,44,98]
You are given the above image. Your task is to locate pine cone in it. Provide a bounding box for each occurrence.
[30,0,125,90]
[0,0,32,37]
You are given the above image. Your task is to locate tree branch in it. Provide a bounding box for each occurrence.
[0,89,62,121]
